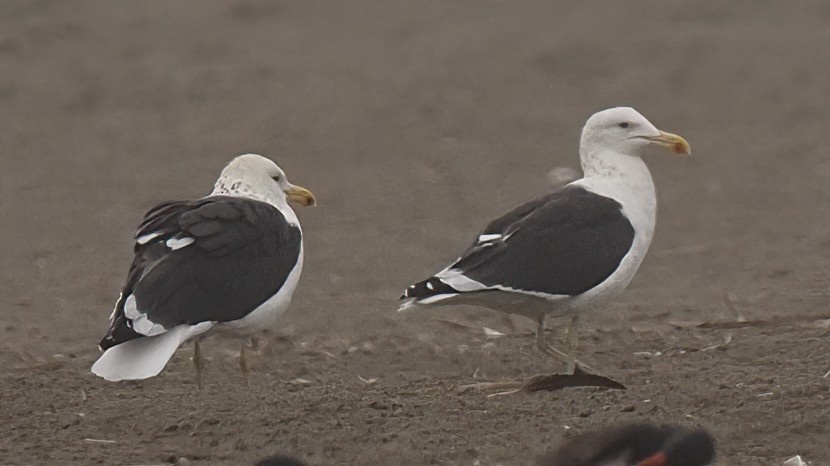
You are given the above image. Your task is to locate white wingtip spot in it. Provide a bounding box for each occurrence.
[478,234,502,242]
[165,237,195,250]
[426,282,434,290]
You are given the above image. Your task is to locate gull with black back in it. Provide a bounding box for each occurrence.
[92,154,316,384]
[400,107,690,373]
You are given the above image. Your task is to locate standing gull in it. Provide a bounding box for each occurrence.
[92,154,316,383]
[400,107,690,370]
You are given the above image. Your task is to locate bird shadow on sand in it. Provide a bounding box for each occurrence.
[458,366,625,397]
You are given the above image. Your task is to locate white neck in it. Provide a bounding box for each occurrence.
[210,175,301,227]
[573,147,657,244]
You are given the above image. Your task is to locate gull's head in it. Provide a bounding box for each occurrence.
[580,107,691,157]
[214,153,316,207]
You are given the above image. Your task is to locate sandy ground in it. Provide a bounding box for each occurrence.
[2,0,830,464]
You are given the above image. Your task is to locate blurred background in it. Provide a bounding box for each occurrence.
[1,1,829,464]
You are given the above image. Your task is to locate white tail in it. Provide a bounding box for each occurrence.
[91,322,212,382]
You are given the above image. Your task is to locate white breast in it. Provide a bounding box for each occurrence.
[567,157,657,308]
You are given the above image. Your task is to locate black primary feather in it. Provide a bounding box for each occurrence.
[402,185,635,301]
[100,196,301,350]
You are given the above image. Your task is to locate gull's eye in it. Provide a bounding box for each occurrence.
[272,175,281,182]
[619,122,630,129]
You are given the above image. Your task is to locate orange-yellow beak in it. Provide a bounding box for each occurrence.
[642,130,691,155]
[286,184,317,207]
